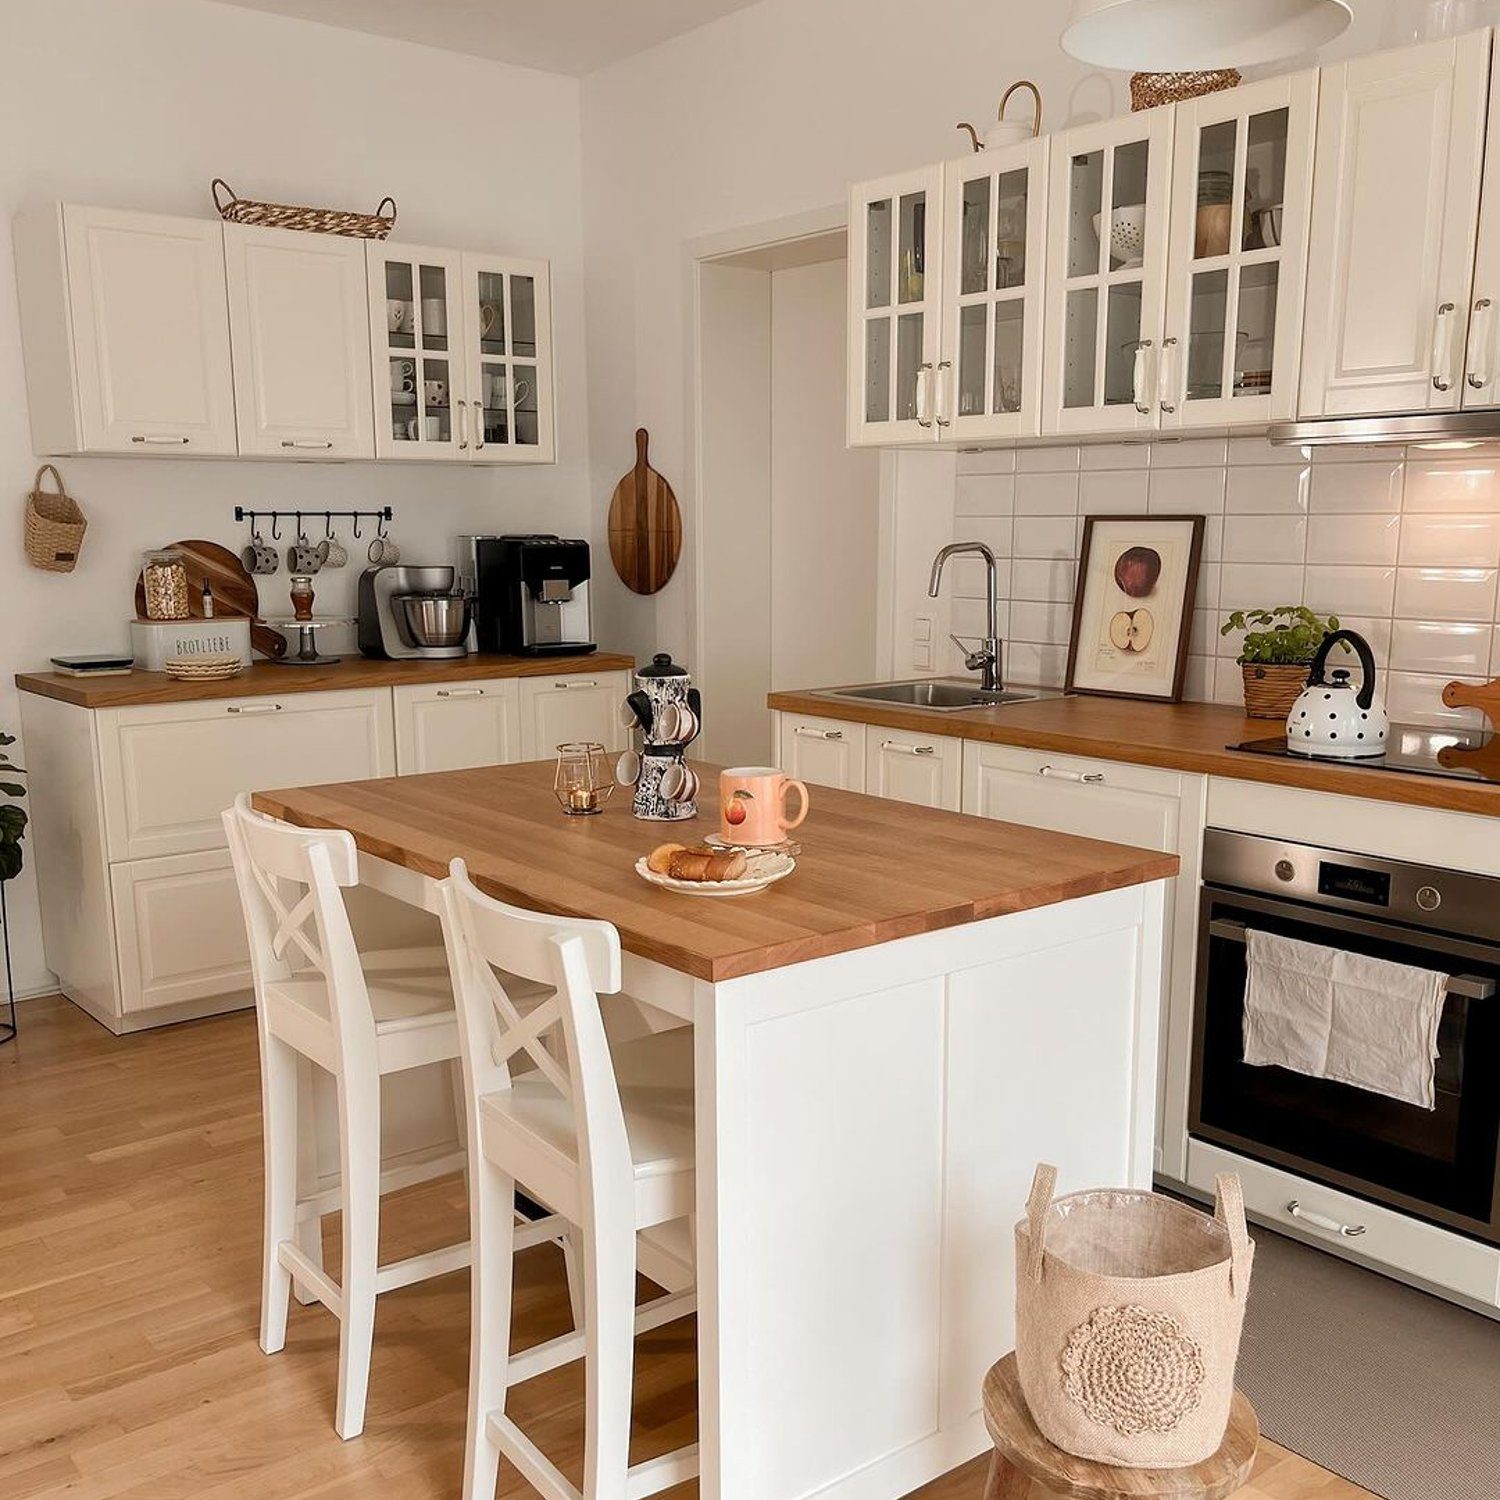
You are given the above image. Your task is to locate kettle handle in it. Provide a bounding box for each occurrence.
[1308,629,1376,711]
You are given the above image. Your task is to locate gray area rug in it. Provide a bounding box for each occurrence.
[1235,1225,1500,1500]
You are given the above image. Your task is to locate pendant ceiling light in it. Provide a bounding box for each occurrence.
[1062,0,1353,72]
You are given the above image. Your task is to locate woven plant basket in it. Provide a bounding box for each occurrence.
[24,464,86,573]
[1240,661,1310,720]
[1014,1163,1253,1469]
[1130,69,1242,111]
[211,179,396,240]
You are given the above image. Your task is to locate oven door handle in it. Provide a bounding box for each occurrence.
[1207,918,1496,1001]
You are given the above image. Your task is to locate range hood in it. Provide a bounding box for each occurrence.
[1267,411,1500,448]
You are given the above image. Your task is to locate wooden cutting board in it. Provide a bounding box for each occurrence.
[1442,677,1500,725]
[134,540,286,659]
[607,428,682,595]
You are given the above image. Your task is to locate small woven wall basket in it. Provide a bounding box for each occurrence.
[211,178,396,240]
[1240,661,1311,720]
[1013,1163,1254,1469]
[24,464,86,573]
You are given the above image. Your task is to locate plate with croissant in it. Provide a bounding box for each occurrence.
[636,842,796,897]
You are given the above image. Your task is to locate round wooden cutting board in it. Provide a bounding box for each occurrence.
[134,540,286,659]
[608,428,682,595]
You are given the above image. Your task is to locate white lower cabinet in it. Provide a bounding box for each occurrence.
[394,678,521,773]
[519,671,630,759]
[776,713,867,792]
[864,726,961,810]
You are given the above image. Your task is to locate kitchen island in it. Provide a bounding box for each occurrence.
[254,760,1177,1500]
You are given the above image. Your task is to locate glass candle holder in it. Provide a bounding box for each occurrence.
[553,741,614,816]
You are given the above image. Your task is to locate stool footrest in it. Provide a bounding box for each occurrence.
[374,1240,471,1295]
[278,1242,343,1318]
[507,1288,696,1387]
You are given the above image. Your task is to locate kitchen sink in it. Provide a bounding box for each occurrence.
[820,679,1044,712]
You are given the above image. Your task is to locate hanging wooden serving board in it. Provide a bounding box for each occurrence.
[134,540,286,659]
[1442,677,1500,726]
[608,428,682,595]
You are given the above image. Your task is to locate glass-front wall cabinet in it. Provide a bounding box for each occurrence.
[848,166,944,445]
[941,138,1049,441]
[464,255,554,463]
[369,244,464,460]
[1160,71,1317,428]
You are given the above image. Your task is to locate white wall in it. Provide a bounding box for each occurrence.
[2,0,589,996]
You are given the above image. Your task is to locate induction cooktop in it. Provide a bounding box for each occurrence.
[1230,722,1499,784]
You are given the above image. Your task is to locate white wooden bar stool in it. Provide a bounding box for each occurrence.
[439,857,699,1500]
[224,795,572,1441]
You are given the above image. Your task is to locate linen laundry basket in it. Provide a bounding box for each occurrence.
[1013,1163,1254,1468]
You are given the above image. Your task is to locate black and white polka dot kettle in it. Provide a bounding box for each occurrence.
[1286,628,1389,759]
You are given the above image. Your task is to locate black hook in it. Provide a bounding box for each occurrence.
[270,513,282,540]
[295,511,303,540]
[352,513,363,539]
[324,511,333,539]
[377,512,389,539]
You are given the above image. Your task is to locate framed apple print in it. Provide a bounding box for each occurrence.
[1065,515,1205,702]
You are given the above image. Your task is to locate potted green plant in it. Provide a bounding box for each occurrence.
[1220,606,1341,720]
[0,731,26,1044]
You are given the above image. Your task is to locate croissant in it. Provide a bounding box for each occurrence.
[666,846,748,883]
[647,843,687,875]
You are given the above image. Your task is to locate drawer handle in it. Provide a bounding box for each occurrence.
[437,688,485,698]
[227,702,283,715]
[553,679,598,690]
[1038,764,1105,784]
[795,726,842,742]
[1287,1200,1366,1238]
[131,435,191,445]
[882,739,935,756]
[280,439,335,450]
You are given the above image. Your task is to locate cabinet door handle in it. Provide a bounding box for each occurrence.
[795,725,843,741]
[552,679,598,690]
[1158,336,1179,414]
[1287,1200,1366,1238]
[437,687,485,698]
[1432,301,1458,391]
[227,702,283,715]
[1038,764,1104,784]
[915,362,934,428]
[1467,297,1494,390]
[882,739,935,756]
[473,387,485,451]
[456,399,470,450]
[280,439,334,450]
[131,435,190,445]
[1132,340,1154,415]
[935,360,953,428]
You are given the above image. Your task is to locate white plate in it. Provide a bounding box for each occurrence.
[634,850,795,897]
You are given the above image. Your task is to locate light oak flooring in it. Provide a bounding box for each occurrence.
[0,996,1373,1500]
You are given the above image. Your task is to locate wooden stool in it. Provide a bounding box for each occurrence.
[981,1353,1259,1500]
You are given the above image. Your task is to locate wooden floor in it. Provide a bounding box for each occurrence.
[0,995,1372,1500]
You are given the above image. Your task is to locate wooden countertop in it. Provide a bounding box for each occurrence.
[252,760,1179,982]
[768,686,1500,818]
[15,652,635,709]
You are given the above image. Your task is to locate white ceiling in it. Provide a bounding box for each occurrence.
[208,0,766,76]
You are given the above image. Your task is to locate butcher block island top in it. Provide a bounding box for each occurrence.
[16,651,634,709]
[252,759,1179,982]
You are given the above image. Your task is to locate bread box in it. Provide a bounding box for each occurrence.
[129,616,251,672]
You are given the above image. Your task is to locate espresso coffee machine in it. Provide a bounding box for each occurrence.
[474,535,595,656]
[358,564,470,660]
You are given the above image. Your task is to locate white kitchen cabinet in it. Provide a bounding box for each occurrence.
[13,204,237,456]
[1160,70,1319,429]
[518,671,631,760]
[1041,106,1176,436]
[1462,40,1500,406]
[223,223,374,458]
[458,252,556,463]
[1300,30,1491,417]
[775,712,867,792]
[394,678,522,774]
[863,726,961,810]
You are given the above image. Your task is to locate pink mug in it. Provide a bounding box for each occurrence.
[719,766,809,846]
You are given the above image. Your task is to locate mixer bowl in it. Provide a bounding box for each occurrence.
[397,593,470,648]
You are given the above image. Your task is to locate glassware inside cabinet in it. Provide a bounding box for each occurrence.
[897,192,926,303]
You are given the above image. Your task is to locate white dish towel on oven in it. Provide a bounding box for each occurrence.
[1242,929,1448,1110]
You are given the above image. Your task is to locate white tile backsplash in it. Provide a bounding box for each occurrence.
[938,437,1500,712]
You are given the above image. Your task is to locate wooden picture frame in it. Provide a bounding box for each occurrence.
[1064,514,1205,702]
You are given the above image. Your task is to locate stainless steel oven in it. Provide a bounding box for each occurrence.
[1191,830,1500,1246]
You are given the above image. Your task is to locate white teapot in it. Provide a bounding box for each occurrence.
[1286,629,1389,759]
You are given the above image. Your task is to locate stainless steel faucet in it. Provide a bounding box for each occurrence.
[928,541,1003,693]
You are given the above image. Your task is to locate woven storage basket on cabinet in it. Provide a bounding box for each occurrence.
[1240,661,1310,720]
[1013,1163,1253,1469]
[24,465,86,573]
[211,179,396,239]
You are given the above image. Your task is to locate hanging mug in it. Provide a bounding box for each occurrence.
[241,532,278,576]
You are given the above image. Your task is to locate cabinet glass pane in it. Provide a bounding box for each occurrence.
[421,356,451,442]
[480,359,509,445]
[994,301,1024,414]
[1064,287,1098,409]
[961,176,991,296]
[866,200,892,310]
[388,355,418,444]
[417,265,449,351]
[1187,269,1229,402]
[1195,120,1239,260]
[958,304,987,416]
[996,168,1029,288]
[1234,262,1280,398]
[511,276,537,357]
[1246,108,1289,250]
[1068,151,1104,277]
[478,270,506,355]
[513,362,539,446]
[896,312,923,419]
[1103,282,1143,406]
[384,262,416,351]
[897,192,927,304]
[865,318,891,422]
[1110,140,1150,270]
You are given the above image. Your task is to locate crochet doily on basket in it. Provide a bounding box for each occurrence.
[1060,1304,1205,1435]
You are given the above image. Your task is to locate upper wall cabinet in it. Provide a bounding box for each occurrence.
[14,205,237,456]
[1299,31,1491,417]
[1461,41,1500,407]
[223,223,374,458]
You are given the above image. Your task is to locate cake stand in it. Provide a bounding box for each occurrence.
[264,616,351,667]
